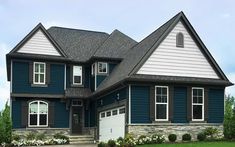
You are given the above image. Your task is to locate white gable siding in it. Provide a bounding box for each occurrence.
[17,29,61,56]
[137,21,219,79]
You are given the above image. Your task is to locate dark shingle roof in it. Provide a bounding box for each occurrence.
[95,12,180,92]
[93,29,137,59]
[65,88,92,98]
[47,27,109,62]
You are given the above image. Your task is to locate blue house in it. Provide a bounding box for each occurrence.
[6,12,233,142]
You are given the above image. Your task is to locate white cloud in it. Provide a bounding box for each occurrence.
[226,72,235,96]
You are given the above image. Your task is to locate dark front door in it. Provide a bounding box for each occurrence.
[72,107,82,134]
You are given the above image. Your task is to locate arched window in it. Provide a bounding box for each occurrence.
[176,32,184,47]
[29,100,48,127]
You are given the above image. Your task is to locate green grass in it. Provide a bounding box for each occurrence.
[138,142,235,147]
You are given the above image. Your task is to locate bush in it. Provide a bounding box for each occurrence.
[197,132,206,141]
[124,133,136,147]
[36,132,46,140]
[168,134,177,142]
[204,127,219,139]
[53,132,69,144]
[107,139,116,147]
[151,134,165,144]
[182,133,191,141]
[98,141,107,147]
[26,132,36,140]
[0,102,12,144]
[12,134,21,141]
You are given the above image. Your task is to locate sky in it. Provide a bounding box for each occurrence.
[0,0,235,110]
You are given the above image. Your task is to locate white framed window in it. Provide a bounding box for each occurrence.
[155,86,168,121]
[98,62,107,74]
[73,66,82,85]
[28,100,48,127]
[91,63,96,75]
[33,62,46,84]
[192,87,204,121]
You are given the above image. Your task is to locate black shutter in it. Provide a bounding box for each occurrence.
[21,101,28,128]
[149,86,155,122]
[187,86,192,122]
[70,65,73,85]
[169,86,174,122]
[204,87,209,122]
[46,63,50,85]
[48,102,55,127]
[28,62,33,84]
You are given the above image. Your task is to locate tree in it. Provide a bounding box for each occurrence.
[224,95,234,139]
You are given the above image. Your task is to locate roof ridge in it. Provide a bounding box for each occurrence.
[48,26,109,35]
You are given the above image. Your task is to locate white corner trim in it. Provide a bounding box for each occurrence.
[95,62,97,91]
[64,64,66,90]
[129,85,131,124]
[10,60,12,93]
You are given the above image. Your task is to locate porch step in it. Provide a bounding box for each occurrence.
[69,135,95,144]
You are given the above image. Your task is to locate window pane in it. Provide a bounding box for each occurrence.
[156,104,166,119]
[30,114,37,125]
[162,96,167,103]
[193,89,197,96]
[162,88,167,95]
[39,114,47,125]
[106,111,111,117]
[198,96,203,103]
[40,64,45,73]
[193,105,202,119]
[39,102,48,114]
[30,102,38,113]
[198,89,203,96]
[40,74,44,83]
[74,76,81,84]
[193,96,197,103]
[112,110,118,115]
[119,108,125,114]
[156,96,162,103]
[101,112,105,118]
[156,87,161,95]
[99,63,107,73]
[35,64,39,72]
[35,74,39,83]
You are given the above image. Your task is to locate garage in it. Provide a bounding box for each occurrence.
[99,107,126,142]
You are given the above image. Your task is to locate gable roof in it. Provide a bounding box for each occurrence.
[93,29,137,59]
[95,11,232,94]
[8,23,67,57]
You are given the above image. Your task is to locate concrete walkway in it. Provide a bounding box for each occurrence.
[43,144,97,147]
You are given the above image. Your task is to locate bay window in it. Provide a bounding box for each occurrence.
[155,86,168,121]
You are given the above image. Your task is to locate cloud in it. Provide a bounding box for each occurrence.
[220,13,231,19]
[226,72,235,96]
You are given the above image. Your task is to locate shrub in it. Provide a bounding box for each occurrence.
[168,134,177,142]
[197,132,206,141]
[124,133,136,147]
[12,134,21,141]
[107,139,116,147]
[182,133,191,141]
[26,132,36,140]
[98,141,107,147]
[36,132,46,140]
[224,95,235,139]
[0,102,12,144]
[204,127,219,139]
[53,133,69,144]
[151,134,165,144]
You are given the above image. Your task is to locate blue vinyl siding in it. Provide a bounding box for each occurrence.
[208,88,224,123]
[131,86,151,123]
[173,87,187,123]
[53,99,70,128]
[11,98,69,129]
[12,61,64,94]
[97,87,127,107]
[12,99,21,128]
[90,100,97,127]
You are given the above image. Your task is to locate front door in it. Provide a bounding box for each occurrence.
[72,107,82,134]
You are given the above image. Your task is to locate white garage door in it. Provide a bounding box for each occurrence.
[99,107,125,142]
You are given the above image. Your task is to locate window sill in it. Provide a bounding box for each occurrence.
[31,84,48,87]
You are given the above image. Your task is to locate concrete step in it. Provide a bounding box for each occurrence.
[69,135,95,144]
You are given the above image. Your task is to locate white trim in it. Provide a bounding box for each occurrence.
[91,63,96,76]
[155,86,169,121]
[94,62,97,90]
[192,87,204,121]
[72,65,82,85]
[28,100,48,127]
[97,62,108,74]
[64,64,66,90]
[33,62,46,85]
[128,85,131,124]
[10,60,12,93]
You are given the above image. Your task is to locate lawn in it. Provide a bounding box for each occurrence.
[138,142,235,147]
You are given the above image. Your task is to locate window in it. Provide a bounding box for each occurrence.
[73,66,82,85]
[101,112,105,118]
[119,108,125,114]
[33,62,46,84]
[29,100,48,127]
[112,109,118,115]
[106,111,111,117]
[98,62,107,74]
[176,32,184,47]
[91,63,96,75]
[155,86,168,121]
[192,88,204,121]
[72,100,83,106]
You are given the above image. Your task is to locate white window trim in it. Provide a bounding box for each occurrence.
[28,100,48,127]
[73,65,82,85]
[98,62,108,74]
[192,87,204,121]
[155,86,169,121]
[91,63,96,76]
[33,62,46,85]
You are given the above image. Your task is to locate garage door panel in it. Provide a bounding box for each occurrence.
[99,107,125,142]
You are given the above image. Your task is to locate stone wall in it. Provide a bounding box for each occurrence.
[127,123,223,141]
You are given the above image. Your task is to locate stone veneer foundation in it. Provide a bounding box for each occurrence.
[127,123,223,141]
